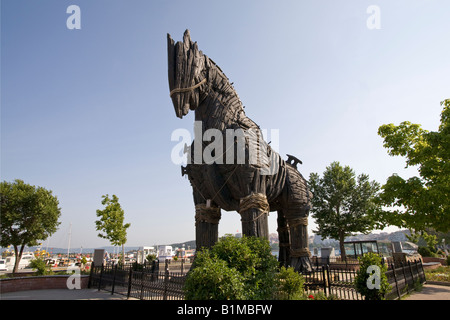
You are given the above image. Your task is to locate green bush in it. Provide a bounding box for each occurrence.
[184,250,246,300]
[354,253,391,300]
[184,235,279,300]
[274,266,305,300]
[418,246,437,257]
[29,258,53,276]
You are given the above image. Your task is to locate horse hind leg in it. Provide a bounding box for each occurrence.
[277,210,290,268]
[285,204,312,272]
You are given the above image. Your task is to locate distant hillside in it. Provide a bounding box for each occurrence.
[311,229,410,247]
[2,230,413,255]
[0,240,197,255]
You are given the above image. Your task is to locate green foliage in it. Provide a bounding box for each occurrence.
[1,179,61,273]
[30,258,53,276]
[184,250,246,300]
[425,265,450,282]
[422,232,438,251]
[274,266,305,300]
[418,246,436,257]
[95,194,130,246]
[377,99,450,232]
[95,194,130,265]
[184,235,279,300]
[354,253,391,300]
[309,162,381,258]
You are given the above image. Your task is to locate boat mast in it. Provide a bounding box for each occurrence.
[67,222,72,259]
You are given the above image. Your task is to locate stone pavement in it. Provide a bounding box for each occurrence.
[403,283,450,300]
[1,283,449,300]
[0,288,137,300]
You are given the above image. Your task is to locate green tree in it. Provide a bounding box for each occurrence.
[309,162,381,260]
[95,194,131,266]
[1,179,61,273]
[184,235,279,300]
[377,99,450,232]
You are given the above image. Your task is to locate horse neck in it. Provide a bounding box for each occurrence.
[194,59,259,132]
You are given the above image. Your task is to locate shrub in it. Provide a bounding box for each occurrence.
[184,235,279,300]
[274,266,305,300]
[354,253,391,300]
[418,246,436,257]
[184,250,245,300]
[29,258,53,276]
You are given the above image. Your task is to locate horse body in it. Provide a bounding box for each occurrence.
[168,30,312,271]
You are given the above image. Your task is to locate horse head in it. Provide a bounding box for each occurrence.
[167,30,207,119]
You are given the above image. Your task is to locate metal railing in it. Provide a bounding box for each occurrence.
[88,259,191,300]
[88,258,426,300]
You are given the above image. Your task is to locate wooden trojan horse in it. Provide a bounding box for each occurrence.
[167,30,312,272]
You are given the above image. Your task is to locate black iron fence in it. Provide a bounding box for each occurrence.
[88,259,192,300]
[304,259,426,300]
[302,265,363,300]
[88,258,425,300]
[385,260,426,300]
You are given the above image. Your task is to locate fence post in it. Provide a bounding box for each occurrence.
[326,265,331,296]
[127,266,133,299]
[414,260,422,283]
[87,262,95,289]
[391,263,401,299]
[403,261,410,294]
[408,261,415,290]
[322,265,327,296]
[98,263,104,291]
[163,260,170,300]
[139,270,145,300]
[181,258,184,275]
[111,264,118,295]
[419,259,426,283]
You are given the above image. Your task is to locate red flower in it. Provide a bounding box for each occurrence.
[308,295,314,299]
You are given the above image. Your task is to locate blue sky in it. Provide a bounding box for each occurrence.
[1,0,449,250]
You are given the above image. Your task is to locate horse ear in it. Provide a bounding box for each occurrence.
[183,29,191,48]
[167,33,176,89]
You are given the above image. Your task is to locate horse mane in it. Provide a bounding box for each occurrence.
[168,30,259,131]
[202,55,260,131]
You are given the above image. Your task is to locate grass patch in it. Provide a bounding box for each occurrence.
[425,265,450,282]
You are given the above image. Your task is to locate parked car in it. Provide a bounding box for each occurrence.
[0,259,7,271]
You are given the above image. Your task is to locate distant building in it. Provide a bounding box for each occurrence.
[269,233,278,244]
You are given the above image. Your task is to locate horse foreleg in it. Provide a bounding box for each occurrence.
[194,202,221,250]
[239,193,269,239]
[240,208,269,239]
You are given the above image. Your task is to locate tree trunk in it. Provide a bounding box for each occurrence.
[13,244,25,274]
[339,231,347,261]
[122,243,125,266]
